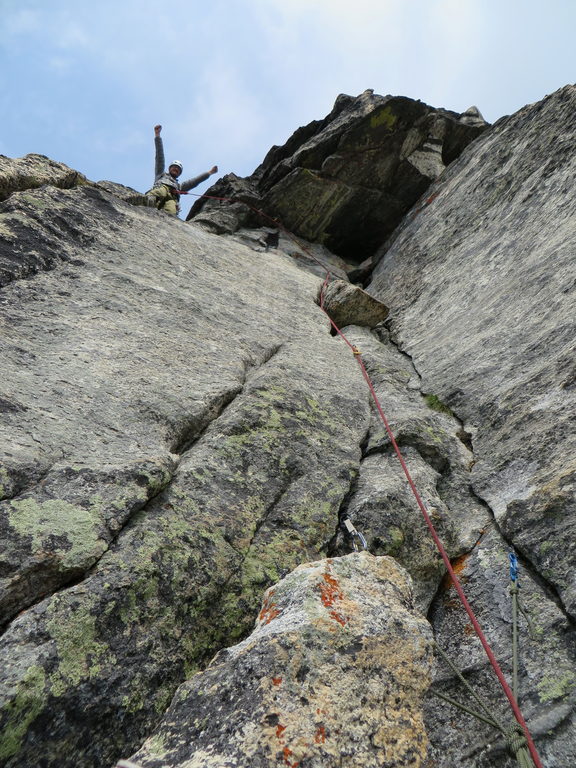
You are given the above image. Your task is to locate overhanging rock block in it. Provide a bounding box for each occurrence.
[320,279,389,329]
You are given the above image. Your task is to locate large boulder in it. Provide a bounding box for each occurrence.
[123,553,433,768]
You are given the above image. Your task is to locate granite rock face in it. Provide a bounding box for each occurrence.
[327,325,490,611]
[0,183,372,766]
[368,84,576,765]
[125,553,433,768]
[427,528,575,768]
[187,90,488,264]
[368,84,576,618]
[0,84,575,768]
[0,154,89,202]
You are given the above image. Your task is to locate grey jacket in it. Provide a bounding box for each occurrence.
[154,136,210,193]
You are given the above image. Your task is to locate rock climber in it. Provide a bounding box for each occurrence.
[146,125,218,215]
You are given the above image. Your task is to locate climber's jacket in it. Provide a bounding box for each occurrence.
[152,136,210,196]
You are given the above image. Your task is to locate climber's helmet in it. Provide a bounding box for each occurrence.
[169,161,183,178]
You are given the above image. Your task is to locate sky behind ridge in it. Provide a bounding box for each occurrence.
[1,0,575,218]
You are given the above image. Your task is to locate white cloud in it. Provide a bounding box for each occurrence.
[3,7,41,36]
[48,56,72,73]
[54,19,90,49]
[168,64,269,177]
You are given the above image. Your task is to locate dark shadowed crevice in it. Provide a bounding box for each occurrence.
[377,321,475,453]
[467,485,576,627]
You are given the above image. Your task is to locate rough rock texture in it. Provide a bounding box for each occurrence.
[328,326,490,611]
[0,183,373,766]
[0,153,145,210]
[188,90,488,264]
[427,529,575,768]
[0,154,89,202]
[1,83,575,768]
[319,280,389,329]
[369,84,576,616]
[124,553,433,768]
[368,84,576,764]
[230,228,352,281]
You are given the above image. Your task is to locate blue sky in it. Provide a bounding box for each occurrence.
[1,0,575,218]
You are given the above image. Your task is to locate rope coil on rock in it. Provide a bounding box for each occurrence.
[185,190,543,768]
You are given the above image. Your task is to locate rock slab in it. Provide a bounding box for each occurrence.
[368,84,576,619]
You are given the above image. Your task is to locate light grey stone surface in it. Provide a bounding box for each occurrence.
[328,325,490,610]
[124,553,433,768]
[369,85,576,619]
[1,84,574,768]
[0,183,372,766]
[319,281,389,329]
[426,528,575,768]
[368,85,576,766]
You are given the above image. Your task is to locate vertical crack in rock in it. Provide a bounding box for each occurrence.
[467,485,576,626]
[374,319,576,766]
[324,429,371,558]
[324,324,490,611]
[383,320,475,454]
[425,522,576,768]
[376,320,576,623]
[168,342,283,460]
[0,345,281,636]
[0,334,369,768]
[0,384,245,632]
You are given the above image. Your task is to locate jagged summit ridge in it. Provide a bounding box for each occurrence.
[186,89,488,265]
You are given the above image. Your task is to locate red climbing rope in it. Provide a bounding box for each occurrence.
[186,191,543,768]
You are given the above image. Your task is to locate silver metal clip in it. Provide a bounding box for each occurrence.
[342,517,368,551]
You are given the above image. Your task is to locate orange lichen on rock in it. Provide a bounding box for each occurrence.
[319,572,343,607]
[314,725,327,744]
[319,570,348,625]
[329,610,348,626]
[259,590,282,625]
[282,746,300,767]
[441,553,471,593]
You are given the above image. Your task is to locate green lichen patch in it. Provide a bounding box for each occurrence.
[145,733,169,759]
[0,466,10,500]
[370,106,398,131]
[20,193,49,210]
[385,525,405,557]
[0,665,46,761]
[46,597,111,697]
[539,539,554,556]
[0,221,17,240]
[423,393,454,416]
[7,498,107,570]
[536,669,576,703]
